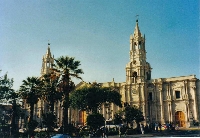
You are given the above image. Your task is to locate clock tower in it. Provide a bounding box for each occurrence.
[41,43,54,76]
[124,20,152,119]
[126,20,151,84]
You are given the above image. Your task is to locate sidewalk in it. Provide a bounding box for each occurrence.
[108,134,154,138]
[179,126,200,130]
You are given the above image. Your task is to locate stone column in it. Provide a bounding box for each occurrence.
[192,86,198,121]
[167,103,171,122]
[103,104,105,118]
[154,84,158,122]
[128,86,131,103]
[138,84,141,107]
[68,108,71,124]
[185,101,190,127]
[159,86,164,124]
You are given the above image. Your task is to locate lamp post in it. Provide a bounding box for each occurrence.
[105,103,113,129]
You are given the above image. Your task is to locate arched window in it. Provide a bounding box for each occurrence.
[133,72,137,77]
[132,72,137,83]
[139,41,141,49]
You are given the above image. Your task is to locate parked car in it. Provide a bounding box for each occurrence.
[51,134,71,138]
[19,128,26,133]
[80,125,90,131]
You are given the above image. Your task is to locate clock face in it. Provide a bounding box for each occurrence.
[132,88,136,94]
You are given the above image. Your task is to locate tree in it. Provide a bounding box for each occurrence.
[41,73,62,113]
[70,83,122,114]
[19,77,43,136]
[113,104,144,129]
[54,56,84,133]
[42,112,57,137]
[87,113,105,131]
[124,105,144,128]
[7,91,21,137]
[0,72,14,102]
[113,110,124,125]
[0,71,19,136]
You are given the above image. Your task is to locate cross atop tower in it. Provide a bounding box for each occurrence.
[48,40,50,46]
[135,15,139,22]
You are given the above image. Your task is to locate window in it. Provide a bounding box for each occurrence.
[138,41,141,49]
[148,92,152,101]
[175,91,181,99]
[133,72,137,77]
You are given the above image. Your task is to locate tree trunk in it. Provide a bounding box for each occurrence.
[11,100,17,136]
[63,74,69,134]
[30,102,34,122]
[50,101,54,113]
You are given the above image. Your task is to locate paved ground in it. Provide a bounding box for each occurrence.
[37,127,200,138]
[107,127,200,138]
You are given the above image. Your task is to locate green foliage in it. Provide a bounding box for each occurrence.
[0,72,14,101]
[28,120,38,136]
[86,113,105,131]
[124,105,144,124]
[42,112,57,132]
[113,105,144,128]
[41,73,62,112]
[70,84,122,113]
[19,76,43,137]
[19,77,43,107]
[113,112,123,125]
[54,56,83,133]
[0,71,22,137]
[125,128,138,135]
[107,129,119,136]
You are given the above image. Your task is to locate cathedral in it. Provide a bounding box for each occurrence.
[98,20,199,128]
[24,20,199,128]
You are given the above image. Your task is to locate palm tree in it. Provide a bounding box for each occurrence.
[41,73,62,113]
[54,56,83,133]
[19,77,42,135]
[7,91,20,136]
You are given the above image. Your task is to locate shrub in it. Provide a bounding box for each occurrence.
[126,128,138,135]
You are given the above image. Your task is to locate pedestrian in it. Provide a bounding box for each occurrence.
[104,126,108,138]
[140,123,144,134]
[166,123,169,130]
[155,122,158,132]
[175,124,179,130]
[197,121,199,129]
[158,123,162,132]
[119,127,121,137]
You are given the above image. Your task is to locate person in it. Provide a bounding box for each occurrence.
[155,122,158,132]
[119,127,121,137]
[166,123,169,130]
[140,123,144,134]
[158,123,162,132]
[103,126,108,138]
[175,124,179,130]
[196,121,199,129]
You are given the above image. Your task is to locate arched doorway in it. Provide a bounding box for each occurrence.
[175,111,186,127]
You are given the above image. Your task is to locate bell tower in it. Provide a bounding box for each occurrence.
[41,43,54,76]
[126,20,151,84]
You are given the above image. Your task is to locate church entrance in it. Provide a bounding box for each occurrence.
[175,111,186,127]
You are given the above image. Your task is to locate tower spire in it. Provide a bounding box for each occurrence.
[41,43,54,75]
[133,19,142,39]
[126,20,151,84]
[46,43,52,58]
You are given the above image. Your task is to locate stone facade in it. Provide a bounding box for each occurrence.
[97,20,199,128]
[23,20,200,128]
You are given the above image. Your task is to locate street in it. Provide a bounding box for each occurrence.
[104,127,200,138]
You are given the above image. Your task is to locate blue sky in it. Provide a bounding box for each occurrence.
[0,0,199,90]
